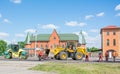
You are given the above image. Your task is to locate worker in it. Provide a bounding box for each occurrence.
[105,51,109,62]
[38,49,44,58]
[98,52,103,62]
[85,53,89,62]
[112,51,118,62]
[69,45,73,50]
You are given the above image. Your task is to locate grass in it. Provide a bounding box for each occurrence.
[29,62,120,74]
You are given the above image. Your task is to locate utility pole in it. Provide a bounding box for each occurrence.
[35,30,37,56]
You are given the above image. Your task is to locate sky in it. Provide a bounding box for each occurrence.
[0,0,120,48]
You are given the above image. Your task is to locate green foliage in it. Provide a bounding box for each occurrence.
[0,40,7,55]
[18,41,25,48]
[88,47,101,52]
[30,62,120,74]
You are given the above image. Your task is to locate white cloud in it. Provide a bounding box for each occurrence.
[79,23,87,27]
[4,40,11,44]
[65,21,77,26]
[10,0,21,4]
[42,24,58,29]
[115,4,120,11]
[90,29,99,33]
[0,13,2,18]
[82,31,88,36]
[65,21,87,27]
[116,13,120,16]
[24,29,36,33]
[74,31,88,36]
[3,18,11,24]
[15,33,25,37]
[96,12,104,17]
[85,15,94,20]
[86,34,101,48]
[74,31,101,48]
[74,32,79,36]
[0,32,9,38]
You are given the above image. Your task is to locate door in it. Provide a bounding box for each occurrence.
[108,51,112,58]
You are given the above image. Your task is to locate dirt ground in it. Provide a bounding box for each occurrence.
[0,57,55,74]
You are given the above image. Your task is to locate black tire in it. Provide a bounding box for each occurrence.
[59,52,68,60]
[9,52,12,59]
[54,55,57,59]
[38,56,41,61]
[72,52,83,60]
[19,53,27,60]
[72,52,76,60]
[54,54,60,60]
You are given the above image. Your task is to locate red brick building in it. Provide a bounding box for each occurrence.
[101,26,120,57]
[24,29,85,55]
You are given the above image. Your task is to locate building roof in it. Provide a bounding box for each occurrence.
[59,34,79,41]
[24,32,31,44]
[30,34,79,41]
[101,25,120,29]
[100,25,120,34]
[30,34,50,41]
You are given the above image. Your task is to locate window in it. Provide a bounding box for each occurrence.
[36,44,38,48]
[40,44,43,48]
[113,32,116,35]
[62,45,64,48]
[46,45,48,49]
[106,32,109,35]
[51,45,52,49]
[107,39,109,46]
[54,44,56,48]
[54,37,56,40]
[113,39,116,46]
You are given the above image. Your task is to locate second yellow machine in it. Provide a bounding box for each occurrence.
[53,45,87,60]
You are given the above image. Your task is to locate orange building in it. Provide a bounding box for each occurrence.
[24,29,86,55]
[101,26,120,58]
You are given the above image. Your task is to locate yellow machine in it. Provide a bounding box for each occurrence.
[53,46,87,60]
[4,44,28,59]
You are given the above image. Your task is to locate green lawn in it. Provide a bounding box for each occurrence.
[29,62,120,74]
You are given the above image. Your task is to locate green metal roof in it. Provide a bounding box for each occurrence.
[59,34,79,41]
[24,32,31,44]
[28,33,78,42]
[30,34,50,41]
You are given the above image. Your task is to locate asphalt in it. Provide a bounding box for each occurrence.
[0,56,120,74]
[0,58,56,74]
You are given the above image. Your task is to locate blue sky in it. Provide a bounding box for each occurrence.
[0,0,120,48]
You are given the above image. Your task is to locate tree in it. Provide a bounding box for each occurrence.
[18,41,25,48]
[0,40,7,55]
[89,47,99,52]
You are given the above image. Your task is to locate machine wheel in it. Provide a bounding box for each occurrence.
[54,54,60,60]
[38,56,41,61]
[19,52,27,60]
[9,52,12,59]
[73,52,83,60]
[5,52,12,59]
[59,52,68,60]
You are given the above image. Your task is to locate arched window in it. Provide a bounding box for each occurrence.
[51,45,52,49]
[54,44,56,48]
[113,32,116,35]
[54,37,56,40]
[107,39,109,46]
[40,44,43,48]
[62,45,64,48]
[113,39,116,46]
[106,32,109,35]
[46,44,48,49]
